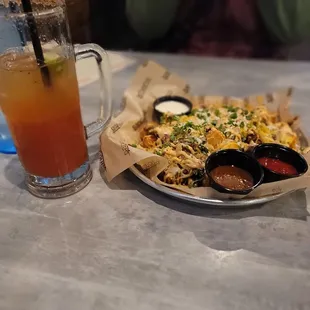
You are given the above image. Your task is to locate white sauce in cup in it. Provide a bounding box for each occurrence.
[155,100,190,115]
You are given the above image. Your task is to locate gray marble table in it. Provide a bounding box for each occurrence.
[1,52,310,310]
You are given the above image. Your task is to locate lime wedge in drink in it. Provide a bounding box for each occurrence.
[44,52,64,73]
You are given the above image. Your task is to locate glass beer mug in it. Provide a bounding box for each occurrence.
[0,2,112,198]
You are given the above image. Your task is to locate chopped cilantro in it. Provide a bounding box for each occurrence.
[244,110,249,115]
[131,144,137,148]
[160,115,165,124]
[211,120,217,126]
[207,112,211,117]
[240,121,244,128]
[215,109,220,117]
[246,115,252,120]
[170,134,176,142]
[228,119,235,125]
[155,150,163,156]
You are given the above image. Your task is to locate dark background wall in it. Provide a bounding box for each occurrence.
[66,0,91,43]
[67,0,310,61]
[89,0,137,50]
[88,0,215,53]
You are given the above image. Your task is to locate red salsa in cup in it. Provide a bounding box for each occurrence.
[258,157,297,175]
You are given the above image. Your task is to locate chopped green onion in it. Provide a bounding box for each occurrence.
[190,109,198,116]
[230,112,237,119]
[199,144,209,154]
[218,124,224,132]
[228,106,237,112]
[162,142,171,148]
[197,113,206,120]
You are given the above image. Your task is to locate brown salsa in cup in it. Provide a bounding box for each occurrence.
[210,165,254,191]
[205,149,264,195]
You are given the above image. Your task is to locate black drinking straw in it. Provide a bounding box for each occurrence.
[21,0,51,87]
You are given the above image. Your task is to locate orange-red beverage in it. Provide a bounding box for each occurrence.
[0,52,88,177]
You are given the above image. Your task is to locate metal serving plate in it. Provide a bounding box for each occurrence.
[129,165,289,208]
[129,129,307,207]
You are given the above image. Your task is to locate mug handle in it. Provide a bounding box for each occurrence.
[74,43,112,139]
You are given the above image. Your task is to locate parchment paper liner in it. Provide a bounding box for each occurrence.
[100,61,310,200]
